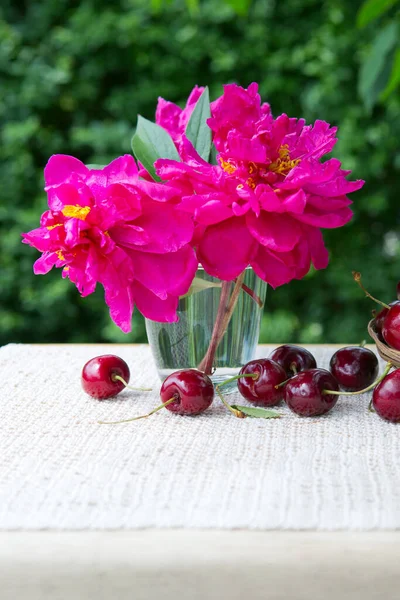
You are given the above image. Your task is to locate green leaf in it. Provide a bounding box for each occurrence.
[151,0,164,12]
[210,144,218,165]
[180,276,222,298]
[185,87,212,162]
[131,116,180,182]
[357,0,399,28]
[230,405,281,419]
[358,22,398,111]
[186,0,199,14]
[223,0,252,16]
[86,164,106,169]
[380,47,400,99]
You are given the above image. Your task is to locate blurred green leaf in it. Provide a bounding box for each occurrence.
[224,0,252,16]
[131,115,180,181]
[358,21,398,110]
[380,46,400,99]
[185,86,212,161]
[357,0,399,28]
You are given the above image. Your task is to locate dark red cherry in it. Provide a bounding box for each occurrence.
[82,355,130,399]
[382,302,400,350]
[329,346,378,392]
[160,369,214,415]
[284,368,339,417]
[372,369,400,422]
[237,358,286,407]
[268,344,317,377]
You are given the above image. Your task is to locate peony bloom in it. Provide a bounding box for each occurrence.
[22,155,197,331]
[156,83,364,287]
[155,85,205,145]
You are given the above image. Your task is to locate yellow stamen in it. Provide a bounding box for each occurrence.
[46,223,63,231]
[56,250,65,261]
[219,158,236,175]
[248,162,257,175]
[61,205,91,220]
[269,144,300,176]
[246,177,256,189]
[63,266,70,273]
[236,184,244,190]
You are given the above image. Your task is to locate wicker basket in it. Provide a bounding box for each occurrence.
[368,318,400,367]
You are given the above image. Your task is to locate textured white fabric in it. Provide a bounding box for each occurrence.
[0,343,399,530]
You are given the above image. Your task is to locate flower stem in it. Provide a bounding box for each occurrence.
[352,271,390,309]
[323,362,393,396]
[98,395,178,424]
[217,271,246,347]
[239,281,264,308]
[111,374,152,392]
[197,280,232,375]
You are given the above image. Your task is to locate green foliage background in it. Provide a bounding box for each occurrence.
[1,0,399,345]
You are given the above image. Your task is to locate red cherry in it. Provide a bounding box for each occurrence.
[160,369,214,415]
[82,355,130,400]
[237,358,286,407]
[382,302,400,350]
[372,369,400,422]
[329,346,378,392]
[284,368,339,417]
[268,344,317,377]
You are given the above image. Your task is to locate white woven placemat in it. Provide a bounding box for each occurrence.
[0,343,399,530]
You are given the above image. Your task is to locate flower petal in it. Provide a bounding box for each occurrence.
[133,281,179,323]
[197,217,257,280]
[246,211,301,252]
[127,246,197,299]
[44,155,89,189]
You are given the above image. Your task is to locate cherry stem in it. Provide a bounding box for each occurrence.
[359,340,366,348]
[98,395,178,425]
[111,374,152,392]
[352,271,390,309]
[323,362,393,396]
[218,372,259,388]
[368,399,375,413]
[215,386,245,418]
[275,376,291,389]
[290,362,298,375]
[215,373,259,418]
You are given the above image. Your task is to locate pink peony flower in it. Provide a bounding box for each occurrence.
[22,155,197,331]
[156,85,205,144]
[156,83,364,287]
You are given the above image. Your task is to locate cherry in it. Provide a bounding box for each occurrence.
[381,303,400,350]
[329,346,378,392]
[374,307,389,340]
[237,358,286,407]
[372,368,400,422]
[353,272,400,350]
[82,354,131,399]
[284,368,339,417]
[160,369,214,415]
[268,344,317,377]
